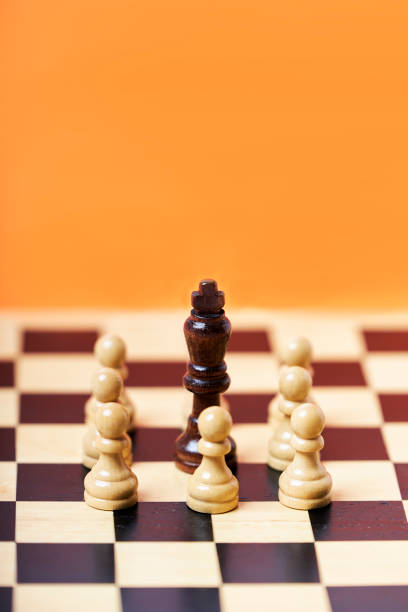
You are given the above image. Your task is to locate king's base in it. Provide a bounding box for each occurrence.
[84,491,138,511]
[186,495,238,515]
[278,490,331,510]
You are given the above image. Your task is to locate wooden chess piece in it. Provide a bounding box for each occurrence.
[84,401,138,510]
[268,336,313,429]
[175,279,236,474]
[267,366,312,471]
[186,405,239,514]
[180,393,230,430]
[83,368,132,469]
[279,402,332,510]
[93,334,136,432]
[281,336,313,369]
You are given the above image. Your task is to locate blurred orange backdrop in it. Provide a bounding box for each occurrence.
[1,1,408,309]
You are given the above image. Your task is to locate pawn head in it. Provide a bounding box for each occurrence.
[91,367,122,403]
[95,402,128,439]
[291,402,325,439]
[281,336,312,368]
[198,405,232,442]
[95,334,126,369]
[279,366,312,402]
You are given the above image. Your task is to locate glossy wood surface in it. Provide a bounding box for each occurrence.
[175,280,236,474]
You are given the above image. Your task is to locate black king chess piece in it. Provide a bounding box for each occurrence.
[174,279,237,474]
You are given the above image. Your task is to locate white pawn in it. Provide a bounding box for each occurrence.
[267,366,312,471]
[84,401,138,510]
[87,334,136,432]
[279,402,332,510]
[83,368,132,469]
[187,406,239,514]
[281,336,313,370]
[268,336,313,431]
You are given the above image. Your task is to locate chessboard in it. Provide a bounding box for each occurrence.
[1,309,408,612]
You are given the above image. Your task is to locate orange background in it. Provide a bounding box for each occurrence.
[1,1,408,309]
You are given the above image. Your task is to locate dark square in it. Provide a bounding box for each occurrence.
[226,394,274,424]
[328,586,408,612]
[395,464,408,499]
[0,429,15,461]
[23,330,99,353]
[0,503,15,541]
[0,362,14,387]
[114,502,213,541]
[217,543,319,583]
[17,543,114,583]
[378,394,408,422]
[310,501,408,541]
[321,428,388,460]
[121,588,220,612]
[20,394,88,424]
[238,463,279,501]
[363,330,408,352]
[312,361,366,386]
[227,330,271,352]
[0,588,12,612]
[17,464,86,501]
[127,362,185,387]
[132,428,179,462]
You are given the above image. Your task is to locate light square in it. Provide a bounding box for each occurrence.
[326,461,401,501]
[358,312,408,327]
[0,542,15,585]
[16,502,115,543]
[133,461,188,502]
[115,541,221,586]
[18,356,95,392]
[127,388,185,428]
[227,354,278,393]
[229,310,278,330]
[14,585,120,612]
[221,584,330,612]
[212,501,314,543]
[316,541,408,585]
[17,424,85,462]
[0,320,19,358]
[8,311,106,328]
[0,462,16,501]
[313,388,382,427]
[107,314,187,359]
[364,355,408,392]
[0,389,18,426]
[232,424,270,462]
[273,317,363,359]
[383,423,408,462]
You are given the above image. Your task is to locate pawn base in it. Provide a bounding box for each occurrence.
[186,494,238,515]
[123,398,136,434]
[278,489,331,510]
[126,420,136,434]
[82,450,132,470]
[82,453,97,470]
[85,490,138,511]
[267,456,291,472]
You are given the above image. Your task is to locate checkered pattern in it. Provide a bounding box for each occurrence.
[2,312,408,612]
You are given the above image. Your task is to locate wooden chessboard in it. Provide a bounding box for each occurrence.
[1,309,408,612]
